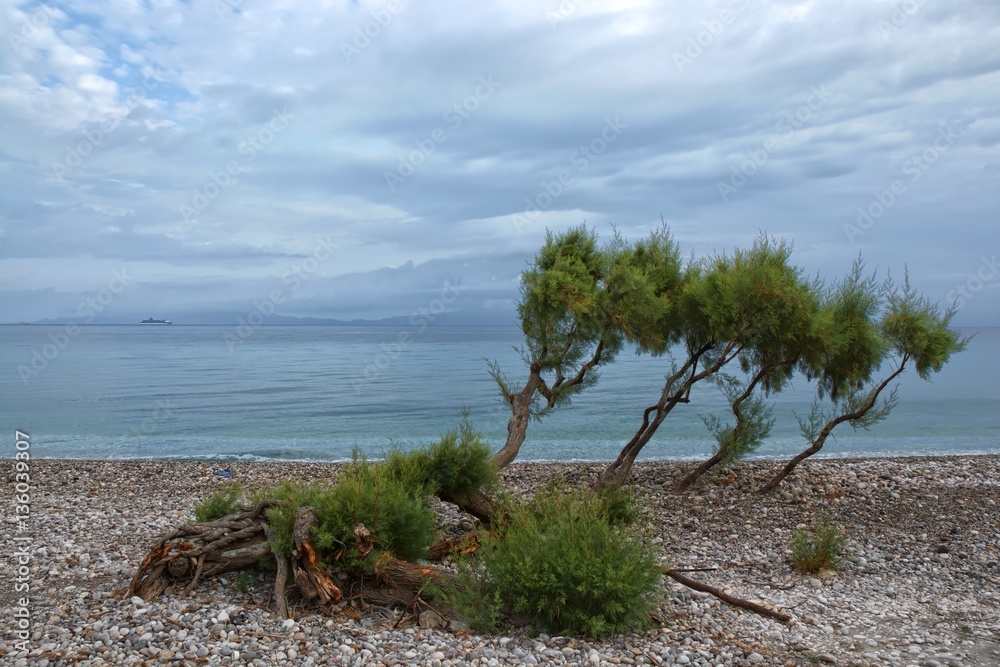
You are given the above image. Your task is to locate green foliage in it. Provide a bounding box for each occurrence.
[701,378,776,465]
[590,484,640,526]
[440,564,507,634]
[807,260,887,401]
[796,265,968,452]
[690,234,819,356]
[446,485,661,638]
[491,225,623,417]
[194,482,243,522]
[505,226,966,479]
[605,223,685,354]
[790,518,847,574]
[384,416,497,502]
[262,454,435,571]
[882,272,969,378]
[518,226,616,367]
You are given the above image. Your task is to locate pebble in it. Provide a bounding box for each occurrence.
[2,456,998,667]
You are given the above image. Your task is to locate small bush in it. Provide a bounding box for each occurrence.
[194,482,243,522]
[424,417,497,499]
[591,485,640,526]
[383,416,497,502]
[446,484,662,638]
[790,518,847,574]
[262,454,436,571]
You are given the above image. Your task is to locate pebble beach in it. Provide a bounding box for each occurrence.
[2,455,999,666]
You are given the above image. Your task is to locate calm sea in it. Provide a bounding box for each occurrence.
[1,325,997,462]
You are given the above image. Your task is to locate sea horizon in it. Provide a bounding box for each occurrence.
[3,325,997,463]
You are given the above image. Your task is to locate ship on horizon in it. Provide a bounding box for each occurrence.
[140,317,172,325]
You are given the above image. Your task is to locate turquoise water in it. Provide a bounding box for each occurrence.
[1,325,997,461]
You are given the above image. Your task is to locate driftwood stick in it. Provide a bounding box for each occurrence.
[183,554,207,595]
[668,567,719,573]
[665,569,791,624]
[393,580,429,629]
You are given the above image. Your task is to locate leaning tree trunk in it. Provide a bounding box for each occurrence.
[675,453,723,492]
[129,503,457,623]
[676,355,798,492]
[491,339,606,472]
[757,360,907,494]
[595,341,727,491]
[438,488,502,526]
[491,371,542,470]
[757,440,825,494]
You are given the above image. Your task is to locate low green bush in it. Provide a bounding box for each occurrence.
[383,416,497,502]
[423,417,498,499]
[446,484,662,638]
[194,482,243,522]
[262,454,436,571]
[790,517,847,574]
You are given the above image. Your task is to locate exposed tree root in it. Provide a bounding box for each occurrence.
[128,501,277,601]
[128,503,454,624]
[428,532,481,561]
[290,507,342,605]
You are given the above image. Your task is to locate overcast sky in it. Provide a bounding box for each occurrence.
[1,0,998,326]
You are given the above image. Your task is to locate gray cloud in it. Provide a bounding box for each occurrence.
[0,0,997,327]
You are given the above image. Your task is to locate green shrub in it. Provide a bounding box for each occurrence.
[383,416,497,502]
[262,454,436,571]
[790,518,847,574]
[426,417,498,498]
[590,485,640,526]
[194,482,243,522]
[447,484,662,638]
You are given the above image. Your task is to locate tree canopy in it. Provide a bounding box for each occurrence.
[494,225,967,492]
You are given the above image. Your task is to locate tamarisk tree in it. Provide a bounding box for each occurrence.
[757,269,968,492]
[597,235,821,490]
[488,226,624,469]
[672,237,822,490]
[500,227,966,494]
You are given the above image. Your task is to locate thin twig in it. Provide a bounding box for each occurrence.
[393,581,429,629]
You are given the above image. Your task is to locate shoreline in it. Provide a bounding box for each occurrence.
[3,454,999,665]
[16,450,1000,464]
